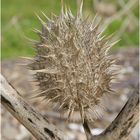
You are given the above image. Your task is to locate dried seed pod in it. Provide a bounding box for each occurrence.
[28,1,118,122]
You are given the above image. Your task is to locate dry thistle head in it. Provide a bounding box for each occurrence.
[28,1,118,122]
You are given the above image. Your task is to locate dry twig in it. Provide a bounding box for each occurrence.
[1,74,65,140]
[92,85,139,140]
[1,74,139,140]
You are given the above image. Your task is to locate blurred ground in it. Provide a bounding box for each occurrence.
[1,47,139,140]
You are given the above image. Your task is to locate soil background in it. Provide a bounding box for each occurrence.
[1,47,139,140]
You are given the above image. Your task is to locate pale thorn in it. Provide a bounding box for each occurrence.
[96,110,102,119]
[61,19,68,29]
[78,103,84,122]
[81,93,90,102]
[35,13,46,26]
[96,16,103,26]
[32,28,41,33]
[33,69,58,74]
[58,96,71,110]
[50,95,61,102]
[23,35,38,44]
[90,13,99,29]
[77,0,83,18]
[46,87,62,93]
[104,40,119,54]
[35,89,52,97]
[56,37,62,44]
[39,36,47,41]
[60,0,64,20]
[37,44,51,49]
[29,92,43,99]
[90,108,98,119]
[38,54,56,59]
[98,103,106,111]
[68,7,74,18]
[94,107,102,118]
[64,5,68,18]
[58,101,66,110]
[91,18,102,33]
[97,35,106,42]
[27,90,40,100]
[110,39,120,47]
[29,92,45,99]
[50,14,57,21]
[44,98,52,104]
[67,101,74,119]
[40,96,48,102]
[97,25,108,37]
[41,11,53,23]
[31,87,61,98]
[31,89,39,94]
[43,25,51,33]
[103,32,117,43]
[67,107,75,121]
[80,14,90,27]
[20,56,34,60]
[70,107,75,119]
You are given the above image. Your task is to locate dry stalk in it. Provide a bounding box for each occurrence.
[1,74,65,140]
[92,86,139,140]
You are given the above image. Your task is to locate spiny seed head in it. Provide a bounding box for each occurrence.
[28,1,118,122]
